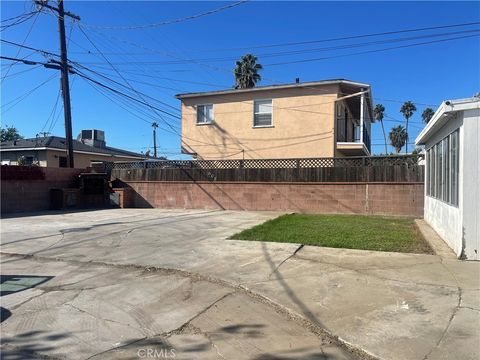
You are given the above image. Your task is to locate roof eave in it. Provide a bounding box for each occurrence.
[415,98,480,145]
[175,80,370,100]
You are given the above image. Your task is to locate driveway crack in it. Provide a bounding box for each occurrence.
[268,244,304,280]
[422,258,463,360]
[165,291,235,337]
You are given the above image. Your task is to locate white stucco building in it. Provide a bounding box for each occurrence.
[416,96,479,260]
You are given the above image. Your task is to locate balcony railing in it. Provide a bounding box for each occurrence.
[336,123,370,154]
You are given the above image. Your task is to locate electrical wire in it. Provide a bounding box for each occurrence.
[72,61,180,113]
[76,23,181,135]
[72,29,480,65]
[1,10,39,31]
[2,11,40,80]
[1,74,57,114]
[206,21,480,51]
[40,89,61,134]
[80,1,248,30]
[0,64,43,80]
[265,34,480,66]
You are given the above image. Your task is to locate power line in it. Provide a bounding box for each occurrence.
[208,21,480,51]
[2,11,40,80]
[71,29,480,65]
[1,11,37,25]
[73,68,180,119]
[78,28,458,108]
[80,1,248,30]
[0,39,59,58]
[79,75,242,151]
[40,89,61,134]
[76,23,181,136]
[1,10,40,30]
[72,61,180,113]
[265,34,480,66]
[0,64,43,80]
[1,74,57,114]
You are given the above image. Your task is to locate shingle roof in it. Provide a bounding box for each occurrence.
[0,136,145,159]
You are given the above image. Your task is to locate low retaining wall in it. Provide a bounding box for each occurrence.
[1,166,84,214]
[118,181,424,217]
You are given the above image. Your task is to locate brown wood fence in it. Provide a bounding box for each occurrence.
[112,164,424,183]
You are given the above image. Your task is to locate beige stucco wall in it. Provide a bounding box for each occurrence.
[1,150,48,166]
[45,150,142,168]
[1,149,142,168]
[180,85,339,160]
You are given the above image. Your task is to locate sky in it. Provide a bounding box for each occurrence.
[1,1,479,158]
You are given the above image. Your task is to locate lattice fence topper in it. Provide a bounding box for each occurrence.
[109,155,424,170]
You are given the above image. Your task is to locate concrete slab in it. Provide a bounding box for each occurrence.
[426,308,480,360]
[0,255,232,359]
[246,255,459,360]
[2,209,479,360]
[415,219,457,259]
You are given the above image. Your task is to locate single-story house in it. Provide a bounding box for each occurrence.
[0,129,146,168]
[415,96,479,260]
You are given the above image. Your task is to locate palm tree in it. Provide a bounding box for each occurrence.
[400,101,417,153]
[234,54,262,89]
[373,104,387,154]
[389,125,408,153]
[422,107,435,124]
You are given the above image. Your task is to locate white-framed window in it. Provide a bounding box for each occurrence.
[196,104,213,124]
[426,129,459,206]
[253,99,272,127]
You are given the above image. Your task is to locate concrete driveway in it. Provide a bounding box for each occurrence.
[1,209,479,360]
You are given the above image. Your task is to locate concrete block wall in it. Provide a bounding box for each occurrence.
[120,181,424,217]
[1,166,84,214]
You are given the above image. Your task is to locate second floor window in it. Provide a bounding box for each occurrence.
[254,99,272,127]
[196,104,213,124]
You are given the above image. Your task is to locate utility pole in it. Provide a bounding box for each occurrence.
[152,122,158,158]
[35,0,79,168]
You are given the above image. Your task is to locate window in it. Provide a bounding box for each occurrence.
[196,104,213,124]
[443,137,450,202]
[431,146,436,197]
[450,130,459,206]
[59,156,67,168]
[426,129,459,206]
[426,148,431,196]
[24,156,34,165]
[253,99,272,127]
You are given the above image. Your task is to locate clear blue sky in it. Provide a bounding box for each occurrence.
[2,1,479,157]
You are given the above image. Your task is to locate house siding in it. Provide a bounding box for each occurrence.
[1,149,143,168]
[180,85,339,160]
[422,106,479,260]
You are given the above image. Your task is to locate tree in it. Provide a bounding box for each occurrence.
[1,126,23,142]
[422,107,435,124]
[233,54,262,89]
[389,125,408,153]
[373,104,387,154]
[400,101,417,153]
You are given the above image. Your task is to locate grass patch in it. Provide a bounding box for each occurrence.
[230,214,432,254]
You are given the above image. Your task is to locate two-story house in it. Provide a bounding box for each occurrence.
[176,79,374,160]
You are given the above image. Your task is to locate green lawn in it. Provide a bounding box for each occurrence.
[230,214,433,254]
